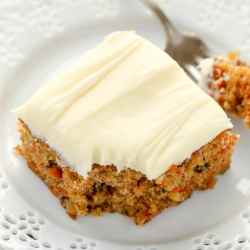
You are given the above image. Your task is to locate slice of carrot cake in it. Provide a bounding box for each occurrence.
[14,31,238,225]
[199,53,250,127]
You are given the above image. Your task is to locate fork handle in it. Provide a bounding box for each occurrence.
[141,0,182,41]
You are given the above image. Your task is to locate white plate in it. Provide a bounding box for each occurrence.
[1,0,250,250]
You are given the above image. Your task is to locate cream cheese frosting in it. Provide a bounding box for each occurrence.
[198,58,215,92]
[14,31,233,180]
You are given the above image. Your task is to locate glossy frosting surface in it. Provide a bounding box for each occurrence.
[15,31,232,179]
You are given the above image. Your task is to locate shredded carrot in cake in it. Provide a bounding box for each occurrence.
[15,120,238,225]
[208,53,250,127]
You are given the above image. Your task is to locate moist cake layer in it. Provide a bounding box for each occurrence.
[14,31,232,180]
[16,120,238,225]
[199,53,250,127]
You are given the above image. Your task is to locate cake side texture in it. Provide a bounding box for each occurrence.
[16,120,238,225]
[201,53,250,127]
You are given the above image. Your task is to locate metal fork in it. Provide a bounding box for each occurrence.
[142,0,209,82]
